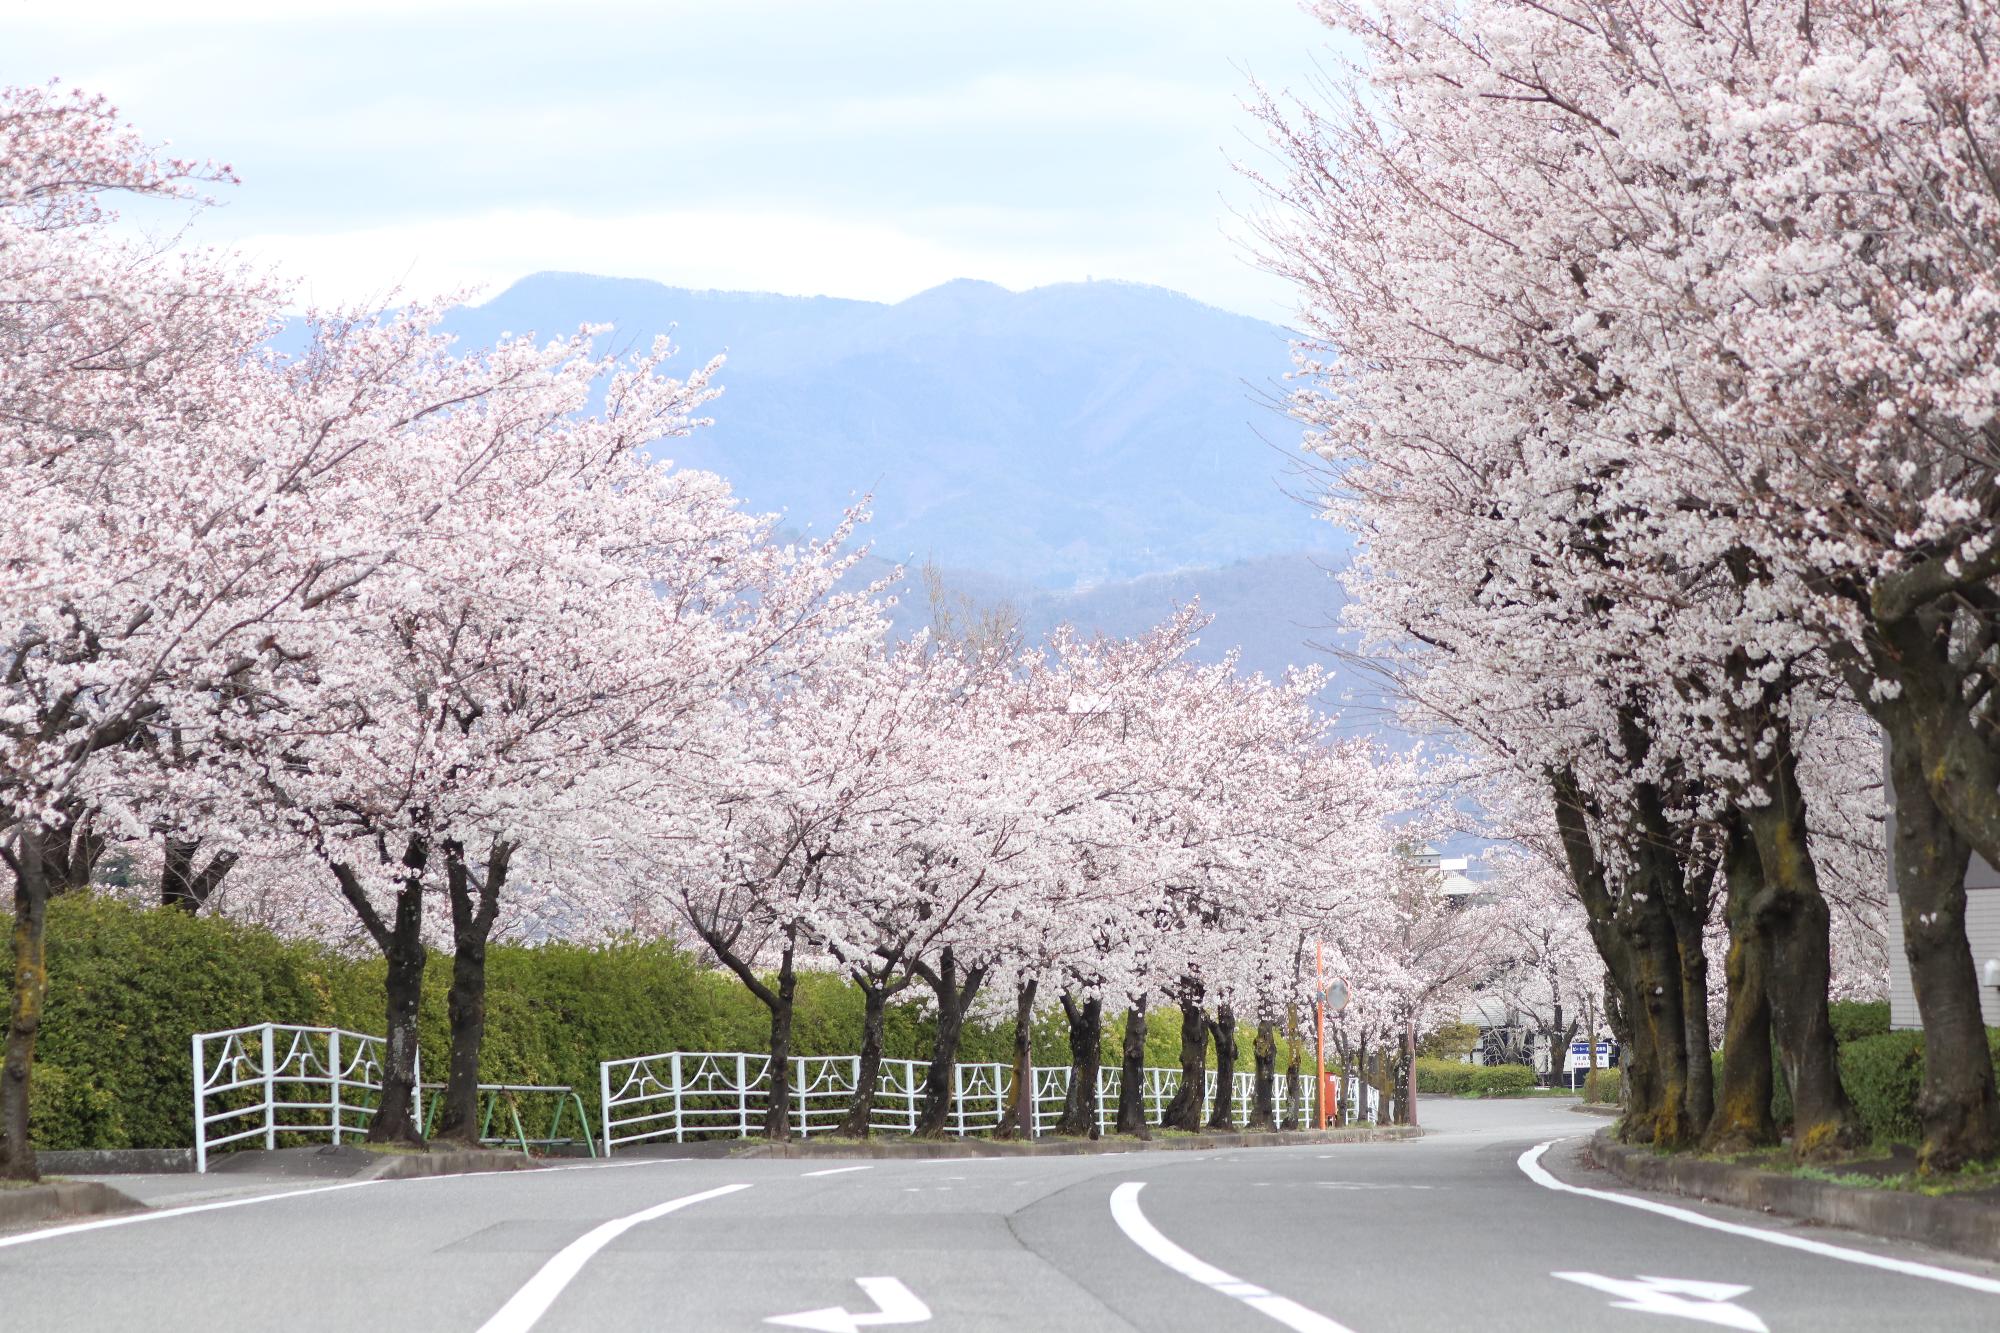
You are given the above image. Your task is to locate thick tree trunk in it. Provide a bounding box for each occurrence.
[1886,729,2000,1170]
[1115,1000,1150,1138]
[1705,813,1777,1154]
[160,836,238,914]
[913,949,987,1137]
[1,828,51,1181]
[995,979,1038,1139]
[1247,1018,1279,1131]
[1282,1004,1303,1130]
[1743,747,1861,1159]
[1055,993,1103,1137]
[763,942,799,1141]
[370,883,428,1146]
[434,840,511,1147]
[836,981,893,1138]
[1161,989,1208,1131]
[1670,904,1715,1134]
[1206,1004,1239,1130]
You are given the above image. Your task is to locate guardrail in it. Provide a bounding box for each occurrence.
[192,1024,592,1170]
[193,1023,414,1173]
[597,1052,1351,1153]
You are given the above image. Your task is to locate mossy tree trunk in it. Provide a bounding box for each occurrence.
[912,947,988,1138]
[434,837,514,1148]
[1206,1004,1239,1130]
[1055,992,1103,1137]
[1282,1003,1303,1130]
[994,979,1039,1139]
[1885,721,2000,1170]
[1743,742,1861,1160]
[332,837,430,1148]
[1114,999,1150,1138]
[1161,985,1208,1131]
[1247,1018,1279,1131]
[1705,810,1777,1154]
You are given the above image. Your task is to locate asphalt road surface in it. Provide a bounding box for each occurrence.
[6,1098,1999,1331]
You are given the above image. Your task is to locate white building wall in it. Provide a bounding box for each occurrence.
[1886,850,2000,1030]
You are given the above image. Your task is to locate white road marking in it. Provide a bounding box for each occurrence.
[475,1182,751,1333]
[803,1165,875,1178]
[1554,1272,1768,1331]
[0,1178,385,1250]
[766,1276,931,1331]
[1109,1181,1353,1333]
[1519,1140,2000,1296]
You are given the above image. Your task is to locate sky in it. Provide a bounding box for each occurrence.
[2,0,1339,319]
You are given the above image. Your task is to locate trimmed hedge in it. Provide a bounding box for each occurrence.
[1414,1058,1536,1096]
[1582,1067,1620,1104]
[3,894,1296,1149]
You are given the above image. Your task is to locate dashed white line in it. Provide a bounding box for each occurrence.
[802,1165,875,1178]
[1109,1181,1353,1333]
[475,1183,751,1333]
[1518,1139,2000,1297]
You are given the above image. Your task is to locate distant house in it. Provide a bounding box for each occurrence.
[1884,829,2000,1030]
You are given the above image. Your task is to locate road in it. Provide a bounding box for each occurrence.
[5,1098,1998,1331]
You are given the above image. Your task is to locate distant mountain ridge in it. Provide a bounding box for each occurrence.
[443,272,1338,590]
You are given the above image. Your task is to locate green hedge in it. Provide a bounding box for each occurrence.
[1582,1067,1620,1104]
[3,894,1293,1150]
[1414,1058,1536,1096]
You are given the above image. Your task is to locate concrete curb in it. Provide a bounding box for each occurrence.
[36,1148,193,1175]
[357,1147,544,1181]
[1568,1103,1619,1119]
[1587,1130,2000,1263]
[0,1179,146,1231]
[204,1144,544,1181]
[715,1125,1422,1160]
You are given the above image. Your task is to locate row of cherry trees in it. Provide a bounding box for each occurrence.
[1255,0,1976,1166]
[0,83,1495,1179]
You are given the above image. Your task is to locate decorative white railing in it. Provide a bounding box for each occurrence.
[192,1022,416,1173]
[596,1052,1375,1153]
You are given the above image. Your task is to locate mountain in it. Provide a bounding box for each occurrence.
[443,273,1337,590]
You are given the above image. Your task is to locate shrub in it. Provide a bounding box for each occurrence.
[27,1062,128,1150]
[1414,1057,1475,1094]
[1838,1031,1925,1145]
[1583,1067,1620,1104]
[1469,1063,1536,1096]
[1828,1001,1891,1045]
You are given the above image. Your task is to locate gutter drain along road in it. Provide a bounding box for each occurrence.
[1109,1181,1353,1333]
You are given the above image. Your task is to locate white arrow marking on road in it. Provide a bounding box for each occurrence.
[765,1276,931,1332]
[1553,1273,1767,1331]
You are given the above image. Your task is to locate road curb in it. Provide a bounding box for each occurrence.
[202,1144,545,1180]
[0,1179,147,1231]
[35,1148,193,1175]
[718,1125,1422,1159]
[357,1147,544,1180]
[1586,1130,2000,1263]
[1567,1103,1619,1119]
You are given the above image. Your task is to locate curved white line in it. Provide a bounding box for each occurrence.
[0,1178,384,1250]
[1518,1139,2000,1296]
[1109,1181,1354,1333]
[476,1182,751,1333]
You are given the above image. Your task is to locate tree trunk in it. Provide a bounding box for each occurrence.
[1055,992,1103,1137]
[836,981,892,1138]
[160,836,238,914]
[1282,1004,1303,1130]
[1206,1004,1239,1130]
[1115,1000,1150,1138]
[1,828,52,1181]
[1743,746,1861,1160]
[764,941,799,1141]
[1247,1018,1279,1131]
[1706,811,1777,1154]
[913,948,987,1137]
[1886,728,2000,1170]
[370,880,428,1146]
[994,979,1038,1140]
[434,840,511,1148]
[1161,989,1208,1130]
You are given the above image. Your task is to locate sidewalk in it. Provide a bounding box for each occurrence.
[1587,1129,2000,1263]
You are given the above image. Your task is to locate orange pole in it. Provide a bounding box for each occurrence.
[1315,940,1328,1129]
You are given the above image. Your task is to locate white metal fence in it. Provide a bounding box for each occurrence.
[597,1051,1368,1153]
[192,1023,414,1173]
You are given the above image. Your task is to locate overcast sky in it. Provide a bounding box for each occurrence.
[4,0,1338,319]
